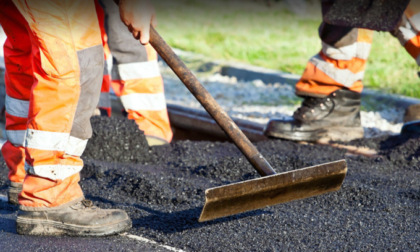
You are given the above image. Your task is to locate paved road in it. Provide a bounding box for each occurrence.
[0,194,183,252]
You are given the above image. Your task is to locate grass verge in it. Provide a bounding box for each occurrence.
[154,0,419,98]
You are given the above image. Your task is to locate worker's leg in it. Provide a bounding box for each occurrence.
[95,0,113,117]
[392,2,420,134]
[0,2,33,204]
[264,1,373,142]
[393,2,420,64]
[294,25,373,97]
[100,0,173,146]
[265,23,373,142]
[1,0,131,236]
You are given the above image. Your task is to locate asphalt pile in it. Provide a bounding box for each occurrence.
[83,116,418,251]
[0,115,418,251]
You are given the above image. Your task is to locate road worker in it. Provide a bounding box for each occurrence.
[0,0,153,236]
[96,0,173,146]
[264,0,420,142]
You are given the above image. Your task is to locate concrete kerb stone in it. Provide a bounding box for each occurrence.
[220,63,299,86]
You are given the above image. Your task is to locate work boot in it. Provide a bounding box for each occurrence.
[8,181,23,205]
[16,198,132,236]
[264,89,364,142]
[401,104,420,135]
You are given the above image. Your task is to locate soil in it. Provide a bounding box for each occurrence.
[1,115,419,251]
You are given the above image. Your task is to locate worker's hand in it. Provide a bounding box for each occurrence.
[119,0,156,45]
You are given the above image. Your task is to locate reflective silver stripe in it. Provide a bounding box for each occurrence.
[106,56,113,76]
[355,42,372,60]
[7,129,87,153]
[6,130,26,146]
[25,162,83,181]
[408,13,420,32]
[64,136,88,157]
[5,94,29,118]
[25,129,69,151]
[310,54,365,87]
[117,60,161,80]
[322,42,371,60]
[120,92,167,111]
[396,25,417,45]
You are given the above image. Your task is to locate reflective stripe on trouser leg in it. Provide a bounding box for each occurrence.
[100,0,173,143]
[295,23,373,97]
[9,0,103,207]
[3,97,29,183]
[392,4,420,66]
[0,1,33,184]
[113,54,173,143]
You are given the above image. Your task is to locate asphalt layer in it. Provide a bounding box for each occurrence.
[0,115,419,251]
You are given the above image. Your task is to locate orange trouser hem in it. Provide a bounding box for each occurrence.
[295,60,364,97]
[19,173,84,208]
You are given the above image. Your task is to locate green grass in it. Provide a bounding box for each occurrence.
[154,0,419,98]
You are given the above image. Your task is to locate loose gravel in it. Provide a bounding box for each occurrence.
[0,113,418,251]
[160,59,405,139]
[83,116,419,251]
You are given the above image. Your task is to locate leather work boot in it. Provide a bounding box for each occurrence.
[264,89,364,142]
[8,181,23,205]
[401,103,420,135]
[16,199,132,236]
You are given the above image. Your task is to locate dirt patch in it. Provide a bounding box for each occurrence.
[1,116,419,251]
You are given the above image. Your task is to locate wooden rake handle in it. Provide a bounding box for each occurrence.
[149,27,276,176]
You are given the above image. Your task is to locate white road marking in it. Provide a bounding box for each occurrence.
[0,138,182,252]
[0,196,185,251]
[121,233,186,252]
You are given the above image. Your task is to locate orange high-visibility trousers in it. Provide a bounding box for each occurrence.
[0,0,103,208]
[296,1,420,98]
[97,0,173,144]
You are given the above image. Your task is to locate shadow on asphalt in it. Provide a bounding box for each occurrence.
[0,201,18,234]
[0,214,15,233]
[87,195,272,234]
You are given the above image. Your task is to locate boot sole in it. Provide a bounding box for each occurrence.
[7,188,20,205]
[321,126,364,142]
[16,216,132,236]
[267,126,364,142]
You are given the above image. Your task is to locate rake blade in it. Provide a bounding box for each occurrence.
[199,159,347,222]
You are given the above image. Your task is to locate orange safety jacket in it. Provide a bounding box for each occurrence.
[296,1,420,98]
[96,0,173,144]
[0,0,103,208]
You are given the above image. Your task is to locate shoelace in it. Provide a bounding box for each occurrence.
[295,96,327,115]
